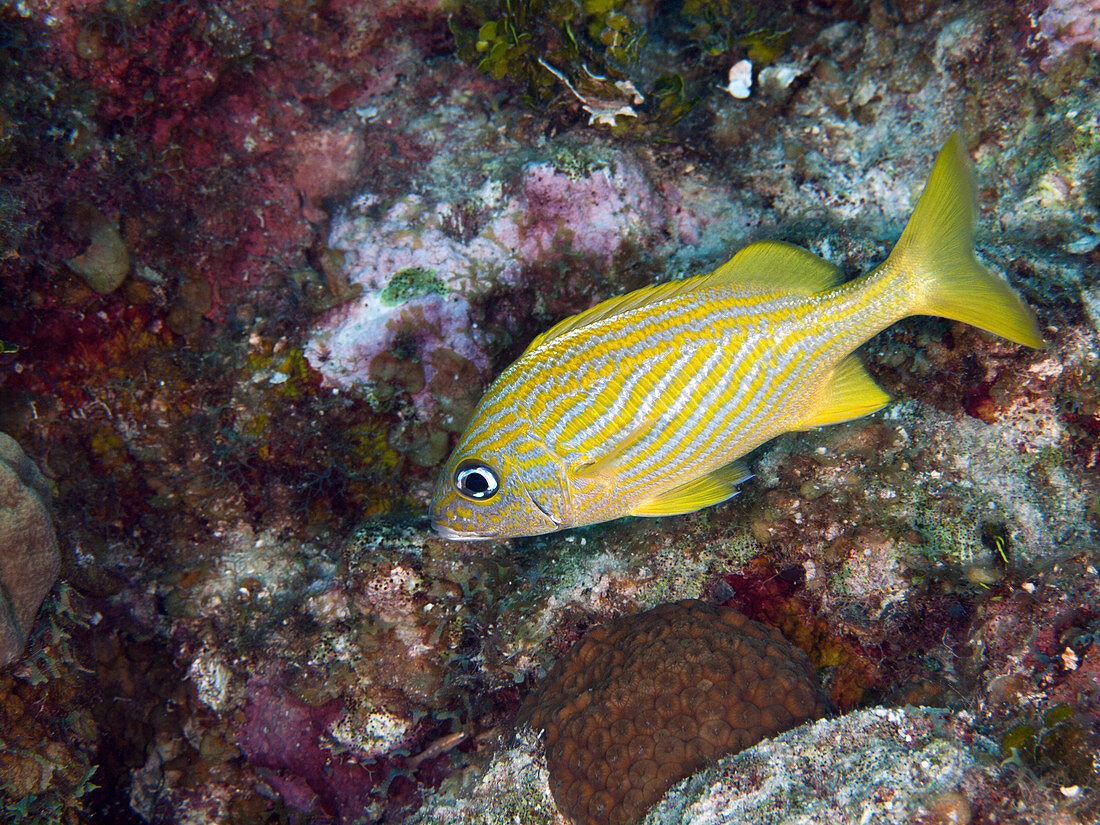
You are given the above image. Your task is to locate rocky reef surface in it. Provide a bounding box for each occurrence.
[0,0,1097,823]
[414,706,1005,825]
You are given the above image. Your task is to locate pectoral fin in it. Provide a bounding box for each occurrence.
[572,414,660,481]
[801,355,890,429]
[630,461,752,517]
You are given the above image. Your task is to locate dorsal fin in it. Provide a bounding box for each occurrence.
[707,240,843,294]
[523,278,700,352]
[524,240,843,352]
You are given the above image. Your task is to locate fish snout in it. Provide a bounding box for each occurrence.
[428,492,483,540]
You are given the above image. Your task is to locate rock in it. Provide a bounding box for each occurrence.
[643,707,995,825]
[0,433,59,666]
[66,218,131,295]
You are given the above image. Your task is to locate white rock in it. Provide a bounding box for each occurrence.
[725,60,753,99]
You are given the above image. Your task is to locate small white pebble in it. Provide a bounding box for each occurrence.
[1061,785,1081,798]
[1021,582,1036,593]
[758,63,800,93]
[725,59,753,98]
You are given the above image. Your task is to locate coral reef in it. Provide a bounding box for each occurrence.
[306,136,665,387]
[0,0,1098,822]
[405,728,566,825]
[236,678,382,821]
[449,0,654,127]
[1035,0,1100,71]
[0,584,99,824]
[0,433,58,666]
[518,600,829,825]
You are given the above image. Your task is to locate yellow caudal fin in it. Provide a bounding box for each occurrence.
[888,132,1043,348]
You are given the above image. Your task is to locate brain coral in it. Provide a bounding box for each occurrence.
[518,599,829,825]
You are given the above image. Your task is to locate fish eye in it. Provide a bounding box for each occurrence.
[454,459,500,501]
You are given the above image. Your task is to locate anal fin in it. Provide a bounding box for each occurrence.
[631,461,752,518]
[801,355,890,429]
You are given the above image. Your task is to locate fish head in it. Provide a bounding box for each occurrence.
[429,434,570,540]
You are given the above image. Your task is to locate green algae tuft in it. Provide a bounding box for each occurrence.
[381,267,448,305]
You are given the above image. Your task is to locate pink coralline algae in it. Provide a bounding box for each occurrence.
[502,161,663,264]
[1036,0,1100,70]
[306,154,665,396]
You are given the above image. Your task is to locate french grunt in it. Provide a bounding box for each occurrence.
[429,133,1042,540]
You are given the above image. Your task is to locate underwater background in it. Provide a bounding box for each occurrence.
[0,0,1098,822]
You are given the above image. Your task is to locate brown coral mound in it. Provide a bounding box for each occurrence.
[519,599,830,825]
[0,433,59,666]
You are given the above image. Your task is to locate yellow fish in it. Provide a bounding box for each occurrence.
[429,133,1042,540]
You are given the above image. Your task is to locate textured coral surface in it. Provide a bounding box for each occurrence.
[0,433,58,666]
[643,706,994,825]
[1,0,1099,821]
[519,600,829,825]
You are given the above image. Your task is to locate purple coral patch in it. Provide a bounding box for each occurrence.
[238,679,383,820]
[509,162,662,263]
[307,153,666,394]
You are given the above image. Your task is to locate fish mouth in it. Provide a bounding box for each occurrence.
[525,489,563,527]
[431,520,491,541]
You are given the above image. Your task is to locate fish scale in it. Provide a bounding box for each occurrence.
[561,293,842,503]
[429,133,1043,540]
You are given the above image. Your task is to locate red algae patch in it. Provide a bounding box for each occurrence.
[518,599,830,825]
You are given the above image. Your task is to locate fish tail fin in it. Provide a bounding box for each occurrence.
[887,131,1043,348]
